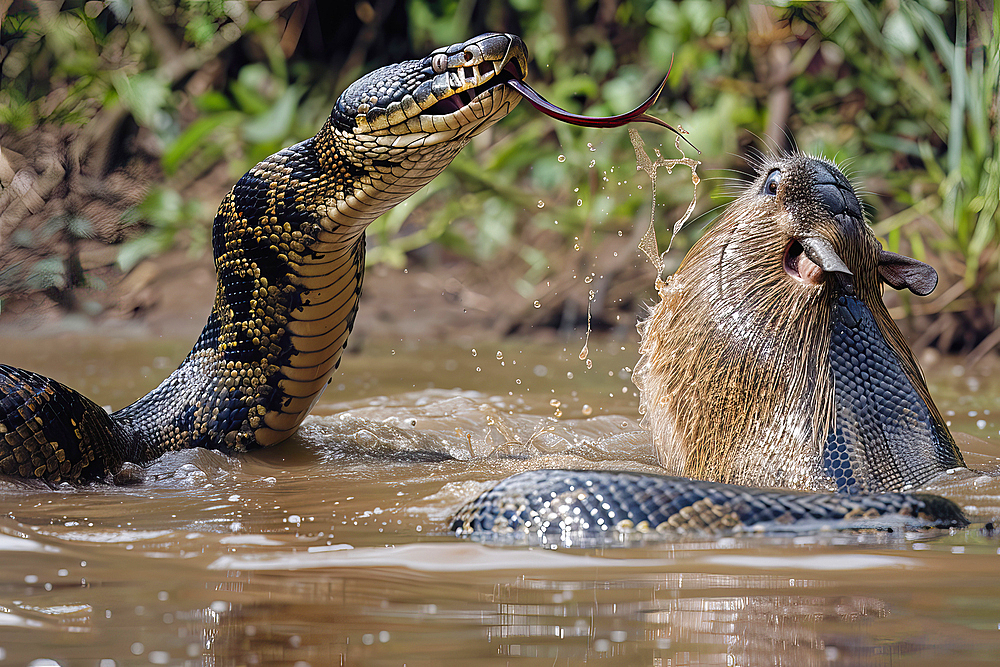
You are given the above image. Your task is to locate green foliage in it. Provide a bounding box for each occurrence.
[807,1,1000,318]
[2,0,997,339]
[389,0,741,279]
[1,6,113,130]
[1,0,328,272]
[117,187,205,272]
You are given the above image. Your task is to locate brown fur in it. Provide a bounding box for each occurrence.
[633,153,944,490]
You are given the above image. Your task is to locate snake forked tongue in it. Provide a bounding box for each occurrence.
[505,65,699,154]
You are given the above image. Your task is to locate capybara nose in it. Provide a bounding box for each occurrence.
[811,162,862,219]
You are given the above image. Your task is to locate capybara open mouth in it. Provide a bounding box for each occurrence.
[783,240,824,285]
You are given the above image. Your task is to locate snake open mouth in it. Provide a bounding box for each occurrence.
[425,60,525,116]
[425,55,699,152]
[783,240,824,285]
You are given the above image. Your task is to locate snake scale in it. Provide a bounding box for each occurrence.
[0,34,969,539]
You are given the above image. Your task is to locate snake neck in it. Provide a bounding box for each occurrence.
[112,130,469,456]
[0,33,526,480]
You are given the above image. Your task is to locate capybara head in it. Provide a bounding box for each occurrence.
[633,153,964,492]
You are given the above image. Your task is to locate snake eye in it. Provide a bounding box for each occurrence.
[762,169,781,197]
[431,53,448,73]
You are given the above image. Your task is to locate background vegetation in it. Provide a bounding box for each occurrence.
[0,0,997,355]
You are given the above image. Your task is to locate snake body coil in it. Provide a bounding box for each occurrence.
[450,470,967,538]
[0,35,970,537]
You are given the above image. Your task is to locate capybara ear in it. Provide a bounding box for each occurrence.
[878,249,938,296]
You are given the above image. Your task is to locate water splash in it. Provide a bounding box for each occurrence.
[579,289,596,370]
[629,128,701,290]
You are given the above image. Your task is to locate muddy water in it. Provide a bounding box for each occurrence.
[0,334,998,666]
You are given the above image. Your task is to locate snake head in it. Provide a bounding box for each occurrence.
[328,33,527,160]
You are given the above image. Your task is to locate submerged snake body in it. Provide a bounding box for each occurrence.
[0,34,969,536]
[450,470,967,538]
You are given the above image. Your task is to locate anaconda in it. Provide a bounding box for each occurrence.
[1,33,531,481]
[0,34,970,538]
[0,33,675,482]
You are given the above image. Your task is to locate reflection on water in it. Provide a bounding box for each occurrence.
[0,335,998,665]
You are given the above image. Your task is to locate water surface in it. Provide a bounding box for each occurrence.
[0,334,998,666]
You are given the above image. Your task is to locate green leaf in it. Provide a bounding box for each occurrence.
[243,85,304,145]
[112,71,170,127]
[162,111,241,174]
[883,9,919,54]
[117,232,170,273]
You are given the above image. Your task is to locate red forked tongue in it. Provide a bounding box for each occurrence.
[505,58,699,153]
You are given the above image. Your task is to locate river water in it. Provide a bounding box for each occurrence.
[0,333,997,666]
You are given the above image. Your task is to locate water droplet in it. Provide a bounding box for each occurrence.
[537,200,545,208]
[566,372,574,380]
[549,399,561,408]
[471,348,477,357]
[496,351,503,360]
[573,243,580,251]
[589,159,596,168]
[584,275,593,284]
[587,143,596,151]
[576,199,583,206]
[557,154,566,162]
[516,378,521,385]
[579,345,588,361]
[586,359,593,369]
[581,404,593,416]
[533,300,541,309]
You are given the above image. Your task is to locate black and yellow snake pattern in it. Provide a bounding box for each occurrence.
[1,33,526,481]
[0,34,969,537]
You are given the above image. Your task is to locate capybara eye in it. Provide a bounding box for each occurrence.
[762,169,781,196]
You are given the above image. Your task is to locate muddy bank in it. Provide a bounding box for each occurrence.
[0,243,655,347]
